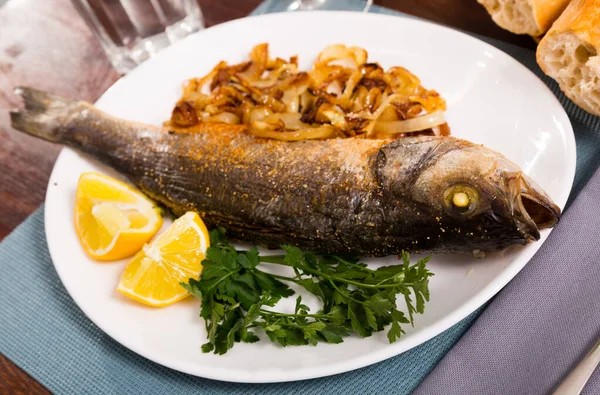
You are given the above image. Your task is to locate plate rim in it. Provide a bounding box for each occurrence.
[43,10,576,383]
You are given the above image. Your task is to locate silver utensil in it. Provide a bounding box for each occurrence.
[553,337,600,395]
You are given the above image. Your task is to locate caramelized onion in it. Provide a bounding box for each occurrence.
[385,67,421,96]
[374,111,446,135]
[236,43,268,81]
[264,113,307,130]
[315,44,367,68]
[326,80,343,96]
[249,107,273,123]
[202,112,240,124]
[171,101,198,127]
[249,125,339,141]
[169,43,448,141]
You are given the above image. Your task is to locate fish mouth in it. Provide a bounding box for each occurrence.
[512,175,561,241]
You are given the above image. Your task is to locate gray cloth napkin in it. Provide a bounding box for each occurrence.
[416,167,600,394]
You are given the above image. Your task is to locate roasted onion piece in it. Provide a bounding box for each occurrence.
[250,123,339,141]
[167,43,448,141]
[374,111,447,135]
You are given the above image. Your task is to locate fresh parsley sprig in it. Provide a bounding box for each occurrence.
[182,228,433,354]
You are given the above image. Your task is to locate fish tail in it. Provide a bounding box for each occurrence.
[10,87,82,143]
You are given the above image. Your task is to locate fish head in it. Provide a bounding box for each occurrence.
[377,137,561,251]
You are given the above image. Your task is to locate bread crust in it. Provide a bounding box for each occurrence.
[532,0,572,33]
[478,0,570,36]
[540,0,600,46]
[537,0,600,115]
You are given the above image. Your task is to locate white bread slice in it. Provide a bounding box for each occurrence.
[478,0,571,36]
[537,0,600,115]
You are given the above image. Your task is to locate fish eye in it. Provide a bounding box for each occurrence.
[443,185,479,217]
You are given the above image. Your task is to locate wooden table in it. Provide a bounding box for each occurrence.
[0,0,536,392]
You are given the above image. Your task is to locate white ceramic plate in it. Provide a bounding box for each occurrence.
[44,11,575,383]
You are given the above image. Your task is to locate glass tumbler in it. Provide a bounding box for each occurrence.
[71,0,205,74]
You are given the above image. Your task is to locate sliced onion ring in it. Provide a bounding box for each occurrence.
[248,107,273,123]
[202,112,240,124]
[249,125,339,141]
[265,113,307,130]
[373,111,446,135]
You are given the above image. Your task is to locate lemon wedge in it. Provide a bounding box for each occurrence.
[117,212,209,307]
[74,172,162,261]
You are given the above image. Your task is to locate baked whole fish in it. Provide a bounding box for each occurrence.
[10,87,561,256]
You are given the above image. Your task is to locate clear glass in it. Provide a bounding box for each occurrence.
[255,0,373,12]
[71,0,205,74]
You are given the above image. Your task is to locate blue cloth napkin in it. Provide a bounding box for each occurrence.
[1,4,599,395]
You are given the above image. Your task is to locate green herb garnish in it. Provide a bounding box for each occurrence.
[181,228,433,354]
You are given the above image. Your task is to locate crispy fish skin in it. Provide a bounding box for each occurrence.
[10,88,561,256]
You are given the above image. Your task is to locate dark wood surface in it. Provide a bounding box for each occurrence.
[0,0,535,392]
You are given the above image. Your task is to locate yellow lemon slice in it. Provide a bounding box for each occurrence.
[117,212,209,307]
[75,172,162,261]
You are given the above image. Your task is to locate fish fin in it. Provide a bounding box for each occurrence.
[10,87,80,143]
